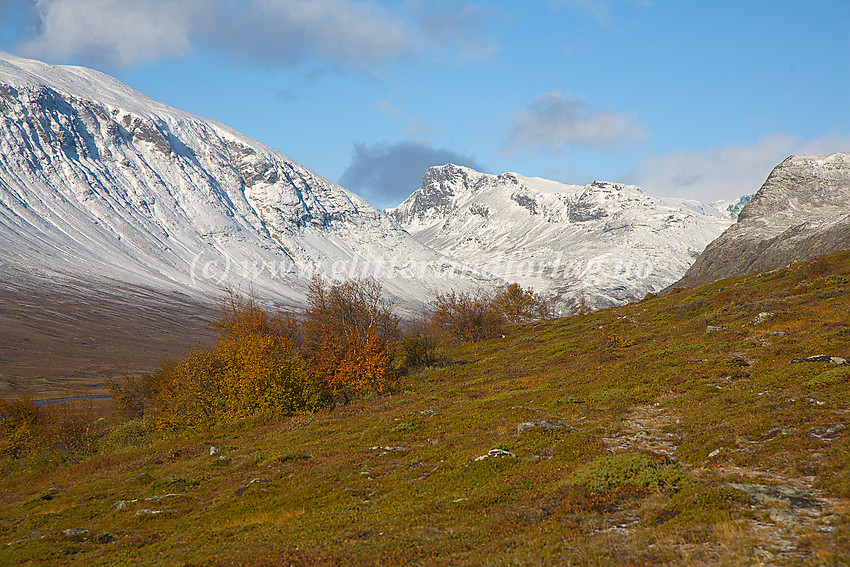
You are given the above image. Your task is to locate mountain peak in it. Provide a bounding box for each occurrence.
[389,164,739,313]
[737,152,850,223]
[676,152,850,288]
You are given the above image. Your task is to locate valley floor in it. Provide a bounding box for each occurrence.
[0,270,218,401]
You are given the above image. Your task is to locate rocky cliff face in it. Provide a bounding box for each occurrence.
[388,164,742,313]
[0,53,492,313]
[676,153,850,288]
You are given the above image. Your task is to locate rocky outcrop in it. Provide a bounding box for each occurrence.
[676,153,850,288]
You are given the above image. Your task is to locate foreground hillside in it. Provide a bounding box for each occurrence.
[2,252,849,566]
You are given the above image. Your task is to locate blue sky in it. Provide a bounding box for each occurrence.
[1,0,848,208]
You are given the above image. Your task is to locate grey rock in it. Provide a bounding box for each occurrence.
[370,446,408,455]
[791,355,850,366]
[767,506,799,524]
[726,483,818,509]
[116,493,190,511]
[61,528,114,543]
[209,446,220,456]
[472,448,517,462]
[213,456,231,466]
[811,423,846,438]
[114,499,138,510]
[768,506,798,525]
[409,410,437,416]
[517,420,573,435]
[134,508,178,517]
[747,312,773,326]
[144,493,190,503]
[760,427,792,440]
[235,478,271,497]
[705,325,728,334]
[826,423,847,435]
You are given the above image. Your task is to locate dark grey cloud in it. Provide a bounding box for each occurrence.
[502,91,645,154]
[339,141,483,209]
[6,0,493,69]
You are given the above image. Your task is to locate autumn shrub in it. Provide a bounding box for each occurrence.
[0,396,43,458]
[42,400,102,456]
[430,289,505,342]
[102,418,155,449]
[1,397,104,459]
[397,322,440,370]
[302,277,400,404]
[492,282,552,323]
[150,294,320,429]
[108,374,150,420]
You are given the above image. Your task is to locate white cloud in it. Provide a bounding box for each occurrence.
[11,0,493,68]
[634,132,850,202]
[502,91,645,154]
[20,0,200,66]
[204,0,411,67]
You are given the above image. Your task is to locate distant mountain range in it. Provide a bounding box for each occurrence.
[675,152,850,289]
[388,164,748,312]
[17,52,842,319]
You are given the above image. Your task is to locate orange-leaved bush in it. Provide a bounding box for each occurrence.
[0,396,43,458]
[303,277,400,404]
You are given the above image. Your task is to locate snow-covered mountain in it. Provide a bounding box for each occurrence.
[388,164,747,312]
[676,153,850,288]
[0,52,494,313]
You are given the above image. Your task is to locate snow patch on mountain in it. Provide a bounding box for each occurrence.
[0,52,495,315]
[388,164,743,312]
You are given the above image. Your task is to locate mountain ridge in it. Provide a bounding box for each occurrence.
[388,164,746,313]
[676,152,850,288]
[0,52,493,314]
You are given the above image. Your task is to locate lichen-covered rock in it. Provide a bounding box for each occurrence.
[725,483,818,509]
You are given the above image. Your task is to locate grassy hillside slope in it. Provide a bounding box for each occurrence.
[1,251,849,566]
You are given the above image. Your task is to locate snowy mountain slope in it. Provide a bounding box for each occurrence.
[388,164,744,312]
[0,52,493,313]
[676,153,850,288]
